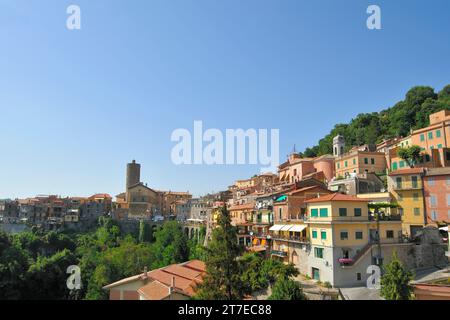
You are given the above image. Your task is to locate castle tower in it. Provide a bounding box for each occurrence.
[126,160,141,190]
[333,135,345,157]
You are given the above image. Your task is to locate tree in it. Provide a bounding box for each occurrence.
[151,221,189,268]
[23,249,78,300]
[302,84,450,156]
[380,251,413,300]
[138,219,152,243]
[195,206,244,300]
[268,276,306,300]
[397,145,422,168]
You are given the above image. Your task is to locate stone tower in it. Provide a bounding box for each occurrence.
[126,160,141,190]
[333,135,345,157]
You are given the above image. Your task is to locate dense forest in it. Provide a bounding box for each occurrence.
[0,218,205,300]
[0,215,299,300]
[303,85,450,157]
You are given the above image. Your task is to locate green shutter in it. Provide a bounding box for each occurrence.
[311,208,318,217]
[319,208,328,217]
[321,231,327,240]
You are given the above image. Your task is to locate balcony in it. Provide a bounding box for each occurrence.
[271,234,309,244]
[271,250,288,257]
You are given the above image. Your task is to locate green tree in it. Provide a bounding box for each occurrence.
[151,221,189,269]
[195,206,244,300]
[138,219,152,243]
[380,251,413,300]
[397,145,422,168]
[0,231,30,300]
[268,276,307,300]
[23,249,78,300]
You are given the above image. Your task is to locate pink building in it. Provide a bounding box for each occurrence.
[423,167,450,224]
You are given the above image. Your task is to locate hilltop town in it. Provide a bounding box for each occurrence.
[2,110,450,300]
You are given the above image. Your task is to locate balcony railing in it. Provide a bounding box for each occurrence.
[271,250,288,257]
[270,234,309,243]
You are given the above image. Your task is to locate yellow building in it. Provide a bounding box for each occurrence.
[303,193,402,287]
[388,168,427,236]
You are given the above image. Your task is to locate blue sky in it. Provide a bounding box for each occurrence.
[1,0,449,199]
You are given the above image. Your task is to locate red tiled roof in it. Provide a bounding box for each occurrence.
[138,281,171,300]
[103,259,205,298]
[229,203,255,211]
[389,167,424,176]
[89,193,112,199]
[304,193,368,203]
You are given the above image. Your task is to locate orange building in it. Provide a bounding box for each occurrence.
[278,153,335,185]
[390,110,450,171]
[335,145,387,178]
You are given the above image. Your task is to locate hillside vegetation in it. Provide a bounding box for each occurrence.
[303,85,450,157]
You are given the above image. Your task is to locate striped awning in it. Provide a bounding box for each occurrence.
[289,224,307,233]
[269,224,284,231]
[280,225,293,231]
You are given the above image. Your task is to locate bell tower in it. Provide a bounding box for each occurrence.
[333,135,345,157]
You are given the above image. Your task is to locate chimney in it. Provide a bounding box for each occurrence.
[170,276,176,295]
[140,266,148,282]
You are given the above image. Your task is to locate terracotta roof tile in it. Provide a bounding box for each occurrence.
[304,193,368,203]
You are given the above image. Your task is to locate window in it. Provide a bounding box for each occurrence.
[357,273,362,281]
[386,230,394,239]
[428,131,433,139]
[395,177,402,189]
[371,158,375,165]
[353,158,356,165]
[431,211,437,220]
[428,177,435,186]
[355,231,363,240]
[438,144,443,149]
[364,158,368,164]
[430,195,437,207]
[447,194,450,206]
[345,161,348,167]
[311,208,318,217]
[414,208,420,216]
[412,193,418,201]
[319,208,328,217]
[312,230,318,239]
[354,208,362,216]
[412,176,418,188]
[279,208,282,220]
[314,247,324,259]
[420,134,425,142]
[425,154,431,162]
[320,230,327,240]
[339,208,347,217]
[398,208,404,216]
[399,161,405,168]
[392,162,398,170]
[430,146,434,150]
[337,163,340,169]
[436,130,441,138]
[446,152,450,162]
[340,231,348,240]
